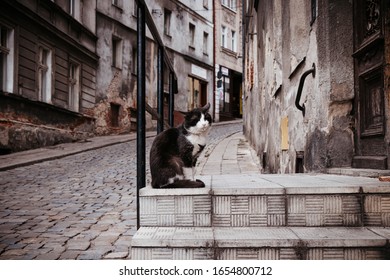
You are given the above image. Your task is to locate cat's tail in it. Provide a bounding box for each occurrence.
[157,179,205,189]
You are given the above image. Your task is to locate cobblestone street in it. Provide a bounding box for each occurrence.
[0,122,242,259]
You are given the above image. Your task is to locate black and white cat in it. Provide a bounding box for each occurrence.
[150,103,212,188]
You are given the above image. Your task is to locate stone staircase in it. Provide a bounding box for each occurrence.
[131,174,390,260]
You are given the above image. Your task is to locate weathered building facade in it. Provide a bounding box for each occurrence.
[148,0,214,125]
[214,0,243,122]
[0,0,98,153]
[94,1,139,135]
[244,0,390,173]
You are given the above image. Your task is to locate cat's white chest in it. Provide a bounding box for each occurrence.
[186,133,206,156]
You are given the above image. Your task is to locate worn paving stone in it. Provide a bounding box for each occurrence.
[59,250,82,260]
[34,252,62,260]
[104,251,129,259]
[66,240,91,251]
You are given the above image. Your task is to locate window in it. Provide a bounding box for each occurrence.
[133,0,138,16]
[69,0,80,20]
[110,103,120,127]
[203,32,209,55]
[68,62,80,112]
[38,45,52,103]
[0,25,14,93]
[221,26,227,48]
[112,0,123,8]
[189,23,195,48]
[164,9,172,36]
[311,0,317,25]
[112,37,123,69]
[222,0,236,11]
[132,47,137,74]
[231,30,237,52]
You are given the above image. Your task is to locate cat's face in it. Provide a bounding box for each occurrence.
[184,103,212,135]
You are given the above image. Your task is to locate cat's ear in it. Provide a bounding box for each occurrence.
[201,103,210,112]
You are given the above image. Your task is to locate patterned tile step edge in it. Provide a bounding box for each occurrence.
[140,190,390,227]
[131,227,390,260]
[141,174,390,197]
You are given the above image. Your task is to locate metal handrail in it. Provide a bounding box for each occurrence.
[136,0,178,229]
[295,63,316,117]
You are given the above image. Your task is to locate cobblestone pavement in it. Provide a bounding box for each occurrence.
[0,121,242,259]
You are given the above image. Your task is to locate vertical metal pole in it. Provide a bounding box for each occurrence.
[168,72,175,127]
[136,0,146,230]
[157,46,164,134]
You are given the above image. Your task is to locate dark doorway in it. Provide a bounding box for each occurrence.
[219,67,242,121]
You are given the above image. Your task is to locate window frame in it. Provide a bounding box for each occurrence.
[112,0,123,9]
[112,36,123,69]
[164,9,172,37]
[221,26,227,48]
[203,32,209,55]
[189,23,196,49]
[37,43,53,104]
[69,0,81,21]
[132,47,137,75]
[231,30,237,52]
[0,24,14,93]
[68,60,80,112]
[221,0,237,11]
[310,0,318,25]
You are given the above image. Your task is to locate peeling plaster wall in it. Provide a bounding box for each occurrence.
[244,0,354,173]
[94,0,214,134]
[94,2,158,135]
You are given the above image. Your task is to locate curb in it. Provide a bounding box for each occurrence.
[0,131,156,171]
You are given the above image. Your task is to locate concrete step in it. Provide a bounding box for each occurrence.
[131,226,390,260]
[139,174,390,227]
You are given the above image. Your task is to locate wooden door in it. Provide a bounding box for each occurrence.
[353,0,387,169]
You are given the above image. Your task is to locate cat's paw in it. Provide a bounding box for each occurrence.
[195,179,205,188]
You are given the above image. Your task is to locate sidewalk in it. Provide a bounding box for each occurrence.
[0,131,156,171]
[196,132,261,176]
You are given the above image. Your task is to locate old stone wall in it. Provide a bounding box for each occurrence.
[244,0,355,173]
[0,94,94,154]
